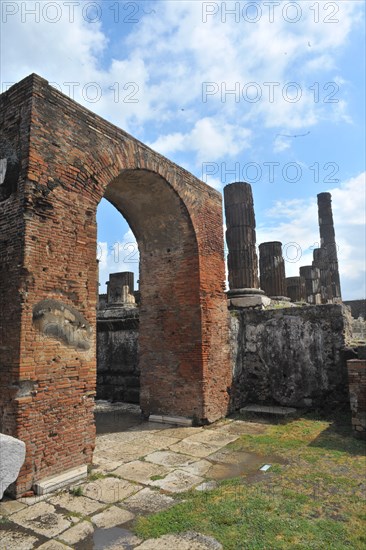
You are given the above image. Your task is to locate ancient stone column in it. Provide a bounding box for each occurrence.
[313,248,332,304]
[286,276,306,303]
[224,182,268,307]
[259,241,287,299]
[107,272,135,305]
[299,266,321,304]
[317,192,341,301]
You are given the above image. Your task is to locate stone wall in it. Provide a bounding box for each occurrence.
[97,307,139,404]
[347,356,366,439]
[229,304,352,410]
[96,304,353,413]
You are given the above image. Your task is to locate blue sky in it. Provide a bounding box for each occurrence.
[1,1,365,298]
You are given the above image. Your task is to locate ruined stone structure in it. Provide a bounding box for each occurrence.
[0,75,231,496]
[299,266,321,305]
[97,306,140,404]
[312,247,333,304]
[317,192,342,301]
[230,305,352,410]
[347,356,366,440]
[107,272,135,305]
[285,276,306,303]
[258,241,287,299]
[224,182,268,307]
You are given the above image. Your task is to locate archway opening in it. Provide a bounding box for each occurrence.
[96,168,203,420]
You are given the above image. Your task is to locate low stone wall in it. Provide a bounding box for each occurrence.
[96,304,353,413]
[347,358,366,440]
[229,304,352,410]
[97,307,140,403]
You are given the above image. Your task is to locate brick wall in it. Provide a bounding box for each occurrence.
[347,359,366,440]
[0,74,231,496]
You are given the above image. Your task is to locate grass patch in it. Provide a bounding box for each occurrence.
[69,486,83,497]
[134,411,366,549]
[88,472,106,481]
[150,474,166,481]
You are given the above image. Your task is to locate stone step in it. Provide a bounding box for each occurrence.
[239,404,298,417]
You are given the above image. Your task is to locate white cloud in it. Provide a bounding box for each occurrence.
[149,117,251,164]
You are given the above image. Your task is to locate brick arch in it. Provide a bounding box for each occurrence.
[0,74,231,496]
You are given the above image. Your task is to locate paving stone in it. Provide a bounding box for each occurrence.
[135,531,222,549]
[37,542,73,549]
[124,487,175,514]
[179,459,212,477]
[59,520,94,545]
[18,494,49,505]
[0,499,27,516]
[91,457,122,473]
[159,426,204,439]
[169,440,220,458]
[82,477,139,503]
[96,431,140,446]
[91,505,134,528]
[150,470,203,493]
[140,434,181,448]
[48,491,105,515]
[0,529,39,550]
[113,460,170,485]
[144,450,195,468]
[182,431,239,447]
[95,441,158,463]
[11,501,71,537]
[127,422,173,433]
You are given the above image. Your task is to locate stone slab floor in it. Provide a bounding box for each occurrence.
[0,402,267,549]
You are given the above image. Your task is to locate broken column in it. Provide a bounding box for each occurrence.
[107,272,135,306]
[259,241,288,299]
[224,182,269,307]
[313,248,333,303]
[317,192,341,301]
[285,276,306,303]
[299,266,321,304]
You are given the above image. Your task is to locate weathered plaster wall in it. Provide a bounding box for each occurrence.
[229,304,352,410]
[97,307,139,404]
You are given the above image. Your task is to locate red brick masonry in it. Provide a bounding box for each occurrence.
[347,360,366,440]
[0,74,231,495]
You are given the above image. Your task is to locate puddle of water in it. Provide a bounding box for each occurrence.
[75,527,138,550]
[95,411,142,434]
[207,450,283,481]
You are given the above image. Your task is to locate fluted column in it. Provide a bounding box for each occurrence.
[224,182,268,308]
[259,241,287,298]
[224,182,259,289]
[317,192,341,301]
[286,276,306,302]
